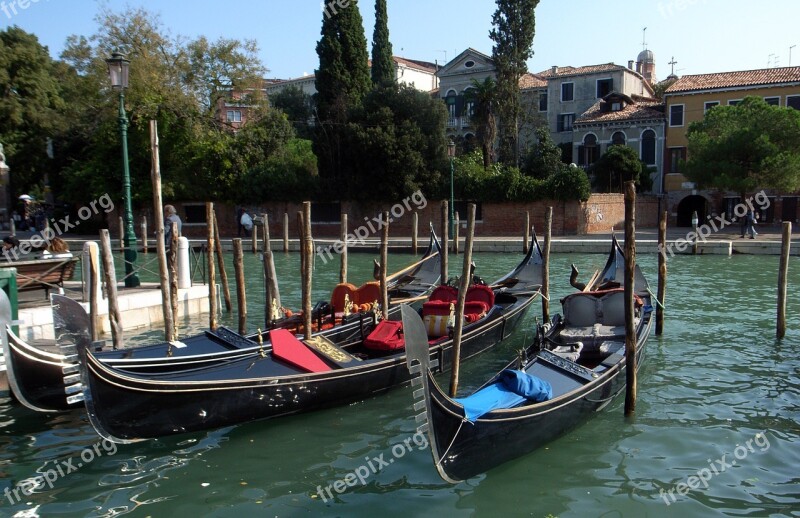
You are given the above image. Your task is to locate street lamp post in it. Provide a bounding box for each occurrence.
[447,139,455,235]
[106,52,140,287]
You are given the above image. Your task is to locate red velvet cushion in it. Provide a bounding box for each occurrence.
[429,285,458,303]
[464,301,489,316]
[466,284,495,308]
[364,320,405,351]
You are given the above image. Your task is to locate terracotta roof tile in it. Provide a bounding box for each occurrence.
[537,63,626,78]
[575,98,664,125]
[519,72,547,89]
[665,67,800,93]
[393,56,438,73]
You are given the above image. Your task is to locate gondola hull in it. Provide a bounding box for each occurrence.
[79,234,543,442]
[0,231,442,412]
[403,235,654,482]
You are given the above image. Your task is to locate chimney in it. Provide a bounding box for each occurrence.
[628,60,634,70]
[551,65,558,74]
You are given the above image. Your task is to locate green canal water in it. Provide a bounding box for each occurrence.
[1,248,798,517]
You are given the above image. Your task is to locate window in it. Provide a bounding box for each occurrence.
[538,91,548,112]
[669,104,684,126]
[764,96,780,106]
[561,82,574,102]
[668,147,686,174]
[464,60,475,68]
[611,102,622,111]
[641,129,656,165]
[596,78,613,98]
[557,113,575,132]
[183,204,206,224]
[704,101,719,113]
[311,202,342,223]
[578,134,599,166]
[226,110,242,123]
[728,99,742,106]
[611,131,626,146]
[788,95,800,110]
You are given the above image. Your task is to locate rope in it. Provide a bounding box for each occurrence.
[435,417,471,469]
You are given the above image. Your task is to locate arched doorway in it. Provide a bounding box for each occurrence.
[676,195,708,227]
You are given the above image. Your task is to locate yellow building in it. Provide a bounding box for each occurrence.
[663,67,800,225]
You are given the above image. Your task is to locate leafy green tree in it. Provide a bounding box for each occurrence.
[685,96,800,198]
[345,84,447,201]
[314,0,371,183]
[270,86,313,139]
[370,0,395,87]
[468,77,497,168]
[489,0,540,166]
[522,126,564,179]
[591,144,648,193]
[0,27,65,195]
[184,36,267,116]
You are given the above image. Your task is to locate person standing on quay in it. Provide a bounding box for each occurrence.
[745,208,758,239]
[164,205,182,250]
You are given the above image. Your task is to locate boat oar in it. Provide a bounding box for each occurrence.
[449,203,476,397]
[386,251,439,282]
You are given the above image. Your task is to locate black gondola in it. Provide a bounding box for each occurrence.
[77,235,543,443]
[0,230,443,412]
[402,235,653,483]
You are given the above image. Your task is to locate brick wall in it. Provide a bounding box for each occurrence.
[106,195,662,241]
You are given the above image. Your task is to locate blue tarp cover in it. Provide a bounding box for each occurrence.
[455,369,553,422]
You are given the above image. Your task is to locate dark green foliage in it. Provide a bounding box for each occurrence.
[0,27,65,195]
[490,0,540,166]
[241,138,319,202]
[522,126,565,179]
[270,86,314,139]
[345,84,448,201]
[371,0,395,87]
[314,0,371,181]
[685,96,800,196]
[591,145,648,193]
[469,77,497,168]
[452,150,589,202]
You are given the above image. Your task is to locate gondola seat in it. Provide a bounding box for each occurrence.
[364,320,405,351]
[559,290,641,354]
[330,283,358,313]
[355,282,381,308]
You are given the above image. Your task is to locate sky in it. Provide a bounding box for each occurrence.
[1,0,799,80]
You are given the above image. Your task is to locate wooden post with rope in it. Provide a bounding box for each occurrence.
[149,119,174,341]
[624,181,637,416]
[206,202,217,331]
[99,230,122,349]
[449,203,476,397]
[213,211,232,312]
[301,202,313,339]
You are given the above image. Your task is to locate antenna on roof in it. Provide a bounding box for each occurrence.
[642,27,647,50]
[790,45,796,67]
[437,50,447,64]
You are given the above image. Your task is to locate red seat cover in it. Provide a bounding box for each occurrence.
[330,283,357,313]
[466,285,495,308]
[355,281,381,307]
[364,320,405,351]
[429,285,458,303]
[270,329,332,372]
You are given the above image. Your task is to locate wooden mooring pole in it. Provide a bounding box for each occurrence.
[524,211,530,254]
[141,216,148,254]
[262,214,281,326]
[150,119,174,341]
[411,212,418,255]
[251,219,258,254]
[170,222,179,338]
[453,212,459,255]
[206,202,217,331]
[449,203,476,397]
[302,202,313,339]
[656,210,667,336]
[213,211,232,312]
[777,221,791,339]
[340,213,348,284]
[283,212,289,253]
[542,207,552,322]
[624,181,637,416]
[440,200,449,285]
[99,229,123,349]
[233,238,247,335]
[379,211,389,315]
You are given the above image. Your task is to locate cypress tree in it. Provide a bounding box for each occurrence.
[370,0,395,87]
[490,0,539,166]
[314,0,371,184]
